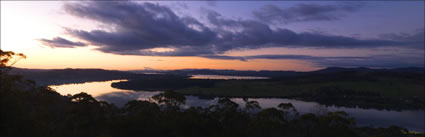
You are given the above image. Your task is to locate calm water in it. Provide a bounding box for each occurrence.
[49,80,425,132]
[190,74,268,80]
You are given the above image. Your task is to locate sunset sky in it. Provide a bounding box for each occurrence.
[1,1,424,71]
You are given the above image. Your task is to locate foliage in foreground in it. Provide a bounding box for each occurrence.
[1,77,423,137]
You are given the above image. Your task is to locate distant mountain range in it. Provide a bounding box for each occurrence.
[8,67,424,86]
[312,67,425,74]
[132,67,425,78]
[9,68,139,86]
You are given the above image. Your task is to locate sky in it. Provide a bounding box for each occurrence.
[1,1,424,71]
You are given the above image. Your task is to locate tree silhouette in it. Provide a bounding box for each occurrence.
[0,49,26,70]
[152,90,186,111]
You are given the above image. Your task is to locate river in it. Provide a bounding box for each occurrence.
[49,79,425,132]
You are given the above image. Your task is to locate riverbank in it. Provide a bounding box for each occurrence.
[50,79,425,132]
[176,79,424,110]
[112,70,424,111]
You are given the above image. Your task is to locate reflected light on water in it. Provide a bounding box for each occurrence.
[49,80,131,97]
[50,80,424,132]
[49,80,163,106]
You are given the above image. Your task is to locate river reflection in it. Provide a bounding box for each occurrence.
[49,80,132,97]
[49,80,424,132]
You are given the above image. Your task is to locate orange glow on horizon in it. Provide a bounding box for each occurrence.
[11,48,321,72]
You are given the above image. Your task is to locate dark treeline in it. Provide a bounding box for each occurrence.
[1,82,422,137]
[272,70,425,110]
[299,86,424,111]
[1,50,424,137]
[133,67,425,78]
[271,69,425,84]
[111,78,222,91]
[113,69,425,111]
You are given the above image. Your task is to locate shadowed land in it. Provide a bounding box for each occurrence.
[111,68,425,111]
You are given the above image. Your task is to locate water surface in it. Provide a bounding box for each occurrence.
[49,80,425,132]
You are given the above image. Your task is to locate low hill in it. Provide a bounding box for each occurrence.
[9,68,140,86]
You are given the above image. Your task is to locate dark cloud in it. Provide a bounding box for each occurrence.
[40,1,421,68]
[202,54,368,61]
[201,55,247,61]
[313,55,424,68]
[39,37,86,48]
[205,9,404,51]
[206,0,217,7]
[379,29,425,49]
[174,2,188,9]
[253,2,364,24]
[63,2,216,55]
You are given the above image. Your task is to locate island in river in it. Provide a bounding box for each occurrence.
[11,67,425,110]
[5,66,425,136]
[111,67,425,111]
